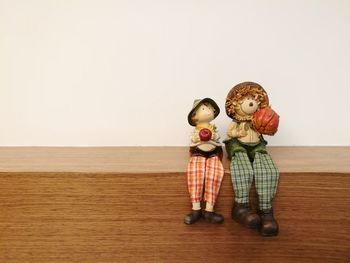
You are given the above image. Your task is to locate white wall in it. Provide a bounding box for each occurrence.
[1,0,349,146]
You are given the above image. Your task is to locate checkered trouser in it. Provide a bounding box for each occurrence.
[230,152,279,210]
[187,155,224,206]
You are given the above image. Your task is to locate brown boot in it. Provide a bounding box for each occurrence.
[184,210,202,225]
[203,211,224,224]
[259,208,279,236]
[232,202,260,229]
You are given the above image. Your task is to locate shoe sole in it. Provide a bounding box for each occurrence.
[184,216,202,225]
[232,215,260,229]
[259,228,279,237]
[204,218,224,224]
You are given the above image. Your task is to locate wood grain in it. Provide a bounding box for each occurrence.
[0,147,349,262]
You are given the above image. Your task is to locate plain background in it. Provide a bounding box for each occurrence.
[1,0,349,146]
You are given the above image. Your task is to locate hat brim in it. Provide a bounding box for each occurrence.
[188,98,220,126]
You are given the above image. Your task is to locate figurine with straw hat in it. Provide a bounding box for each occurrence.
[224,81,280,236]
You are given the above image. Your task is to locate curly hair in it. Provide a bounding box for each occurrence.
[225,82,269,119]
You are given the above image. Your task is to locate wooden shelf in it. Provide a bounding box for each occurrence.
[0,146,349,174]
[0,147,349,262]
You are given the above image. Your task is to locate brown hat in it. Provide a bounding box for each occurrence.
[225,81,269,119]
[188,98,220,126]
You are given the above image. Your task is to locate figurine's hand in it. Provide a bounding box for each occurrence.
[212,132,219,141]
[191,133,201,143]
[229,128,247,138]
[237,129,248,138]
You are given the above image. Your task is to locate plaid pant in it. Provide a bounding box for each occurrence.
[230,152,279,210]
[187,155,224,205]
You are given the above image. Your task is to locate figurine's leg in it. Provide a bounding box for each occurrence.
[202,155,224,224]
[230,152,254,205]
[204,156,224,208]
[253,152,279,236]
[184,156,206,225]
[230,152,260,228]
[187,156,206,207]
[253,152,279,210]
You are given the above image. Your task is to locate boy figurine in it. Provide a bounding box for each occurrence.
[184,98,225,225]
[224,82,280,236]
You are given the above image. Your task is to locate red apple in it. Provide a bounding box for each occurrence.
[199,128,212,141]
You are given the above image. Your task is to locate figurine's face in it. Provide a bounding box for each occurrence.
[234,96,260,118]
[193,103,215,124]
[240,97,259,115]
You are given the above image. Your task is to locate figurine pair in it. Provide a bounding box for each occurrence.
[184,81,280,237]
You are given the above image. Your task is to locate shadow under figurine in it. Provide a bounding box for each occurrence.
[224,82,280,236]
[184,98,225,225]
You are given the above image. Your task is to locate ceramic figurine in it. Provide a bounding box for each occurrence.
[184,98,225,225]
[224,82,280,236]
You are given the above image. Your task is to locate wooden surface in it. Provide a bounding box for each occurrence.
[0,146,350,173]
[0,147,349,263]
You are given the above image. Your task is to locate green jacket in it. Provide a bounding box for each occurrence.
[223,136,268,162]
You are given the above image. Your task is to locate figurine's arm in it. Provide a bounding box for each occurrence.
[227,121,247,138]
[190,129,200,143]
[212,125,220,141]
